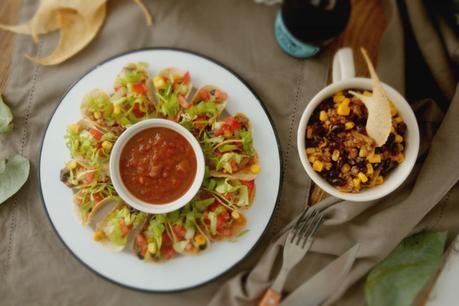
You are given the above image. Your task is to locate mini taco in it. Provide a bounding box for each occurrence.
[201,113,260,179]
[73,183,117,224]
[80,89,120,131]
[111,62,156,127]
[166,204,210,255]
[93,202,147,251]
[203,176,256,209]
[133,214,177,262]
[60,159,109,189]
[194,191,246,241]
[180,85,228,137]
[152,68,192,119]
[65,119,117,165]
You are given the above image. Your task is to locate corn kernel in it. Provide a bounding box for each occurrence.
[368,154,381,163]
[194,234,206,246]
[342,164,351,173]
[306,148,316,154]
[394,153,405,163]
[306,127,313,139]
[250,164,260,174]
[345,122,355,130]
[358,172,368,183]
[153,76,166,89]
[366,164,374,175]
[359,148,367,157]
[93,231,105,241]
[375,176,384,185]
[312,160,323,172]
[94,112,101,119]
[325,163,332,170]
[337,104,350,116]
[147,242,156,254]
[353,178,361,188]
[395,134,403,143]
[113,103,121,115]
[394,116,403,123]
[319,111,328,122]
[101,141,112,151]
[308,156,316,163]
[332,150,340,161]
[67,160,77,170]
[333,95,345,103]
[389,101,398,116]
[342,98,350,105]
[391,126,396,133]
[69,123,81,134]
[363,91,372,97]
[231,211,240,219]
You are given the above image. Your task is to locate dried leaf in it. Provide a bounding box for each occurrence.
[132,0,153,26]
[0,155,30,205]
[0,95,13,133]
[26,5,107,66]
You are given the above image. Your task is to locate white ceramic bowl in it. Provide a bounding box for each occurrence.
[297,77,420,202]
[109,119,205,214]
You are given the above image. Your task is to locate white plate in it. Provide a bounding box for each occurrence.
[39,48,282,292]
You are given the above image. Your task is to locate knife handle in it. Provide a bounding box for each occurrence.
[259,288,281,306]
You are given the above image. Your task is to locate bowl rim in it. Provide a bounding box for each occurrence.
[109,118,205,213]
[297,78,420,202]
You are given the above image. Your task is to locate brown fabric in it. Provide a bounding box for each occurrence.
[1,1,458,306]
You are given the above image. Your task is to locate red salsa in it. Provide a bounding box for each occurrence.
[120,127,197,204]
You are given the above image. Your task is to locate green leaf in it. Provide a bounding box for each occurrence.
[0,95,14,133]
[365,231,447,306]
[0,155,30,204]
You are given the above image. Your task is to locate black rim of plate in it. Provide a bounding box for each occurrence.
[38,47,284,293]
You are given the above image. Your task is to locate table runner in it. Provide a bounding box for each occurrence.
[1,1,458,305]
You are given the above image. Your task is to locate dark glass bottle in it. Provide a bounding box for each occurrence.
[275,0,351,58]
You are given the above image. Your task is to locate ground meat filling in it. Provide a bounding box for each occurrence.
[305,89,407,193]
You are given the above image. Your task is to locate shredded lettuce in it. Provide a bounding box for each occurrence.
[216,152,242,173]
[215,179,250,207]
[195,198,215,211]
[240,130,253,155]
[186,101,218,118]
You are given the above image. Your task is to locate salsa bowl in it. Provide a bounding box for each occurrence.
[109,118,205,214]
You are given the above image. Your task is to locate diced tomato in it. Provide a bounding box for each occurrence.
[213,128,224,137]
[193,115,207,129]
[208,203,220,212]
[241,180,255,196]
[162,246,177,259]
[183,71,191,83]
[132,104,145,118]
[133,82,148,94]
[217,211,230,228]
[136,234,147,248]
[178,96,191,109]
[203,211,210,225]
[223,117,241,131]
[85,172,95,183]
[162,232,171,245]
[220,228,232,237]
[92,192,103,203]
[140,245,147,257]
[119,219,130,237]
[214,89,227,102]
[89,128,103,140]
[199,89,210,101]
[172,225,186,241]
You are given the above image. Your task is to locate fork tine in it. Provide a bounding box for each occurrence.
[294,209,317,245]
[290,206,310,243]
[301,212,323,248]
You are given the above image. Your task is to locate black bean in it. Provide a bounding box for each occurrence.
[319,98,334,111]
[356,125,366,133]
[396,122,407,136]
[331,177,346,186]
[356,157,367,171]
[305,139,318,148]
[375,147,383,154]
[381,159,397,176]
[210,89,216,95]
[60,168,70,183]
[331,124,345,134]
[315,125,326,137]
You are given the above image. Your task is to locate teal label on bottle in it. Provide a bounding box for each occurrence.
[275,11,320,58]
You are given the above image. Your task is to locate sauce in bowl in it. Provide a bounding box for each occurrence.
[119,127,197,204]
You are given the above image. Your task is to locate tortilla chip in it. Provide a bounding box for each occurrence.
[132,0,153,26]
[349,48,392,147]
[26,5,106,65]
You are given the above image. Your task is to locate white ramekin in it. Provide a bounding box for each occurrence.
[109,119,205,214]
[297,48,420,202]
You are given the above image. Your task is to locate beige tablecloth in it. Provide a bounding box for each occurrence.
[1,1,458,305]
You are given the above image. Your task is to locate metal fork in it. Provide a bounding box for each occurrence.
[259,206,324,306]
